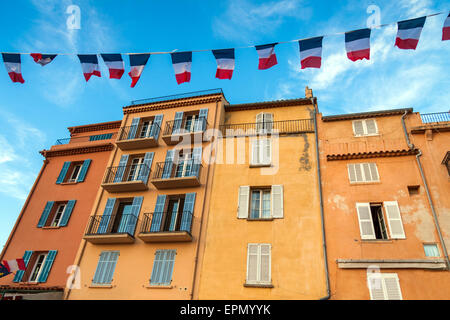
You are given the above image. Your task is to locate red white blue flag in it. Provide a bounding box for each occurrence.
[171,51,192,84]
[443,12,450,41]
[255,43,278,70]
[101,54,125,79]
[299,37,323,69]
[128,54,150,88]
[345,28,371,61]
[30,53,57,66]
[395,16,426,50]
[212,48,235,79]
[77,54,101,81]
[2,258,25,273]
[2,53,25,83]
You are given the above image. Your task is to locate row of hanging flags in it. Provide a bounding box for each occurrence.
[2,12,449,86]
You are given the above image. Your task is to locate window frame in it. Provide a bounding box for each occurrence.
[367,273,403,300]
[423,243,440,257]
[250,138,272,167]
[67,163,83,183]
[249,189,271,219]
[347,163,380,183]
[50,203,67,227]
[246,243,272,286]
[28,253,48,283]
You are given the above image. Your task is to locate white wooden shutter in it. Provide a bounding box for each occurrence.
[362,163,372,181]
[367,274,385,300]
[369,163,379,181]
[256,113,264,134]
[352,120,364,136]
[263,113,273,133]
[383,274,402,300]
[260,244,271,283]
[384,201,405,239]
[356,203,376,239]
[250,139,259,165]
[271,185,283,218]
[354,163,363,181]
[365,119,378,135]
[238,186,250,219]
[347,164,356,183]
[262,139,271,165]
[246,244,258,283]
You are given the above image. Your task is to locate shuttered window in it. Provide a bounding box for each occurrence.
[348,163,379,183]
[256,113,273,134]
[356,202,405,240]
[150,250,176,286]
[250,138,271,166]
[383,201,406,239]
[352,119,378,136]
[367,273,402,300]
[246,244,271,285]
[92,251,119,285]
[238,185,283,219]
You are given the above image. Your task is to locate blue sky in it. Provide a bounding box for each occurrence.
[0,0,449,247]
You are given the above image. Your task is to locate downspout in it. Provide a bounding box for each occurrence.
[401,111,449,270]
[311,97,331,300]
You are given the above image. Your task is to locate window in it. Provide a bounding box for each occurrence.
[67,163,82,182]
[96,197,143,235]
[56,160,91,184]
[139,119,154,138]
[127,157,144,181]
[17,250,57,283]
[163,197,185,231]
[347,163,379,183]
[424,244,440,257]
[28,253,47,282]
[50,204,66,227]
[246,244,271,286]
[175,152,193,178]
[367,273,402,300]
[356,201,406,240]
[37,200,76,228]
[352,119,378,136]
[250,138,271,166]
[92,251,119,285]
[238,185,283,219]
[256,113,273,134]
[442,151,450,176]
[150,250,176,286]
[250,189,271,219]
[89,133,113,141]
[407,185,420,196]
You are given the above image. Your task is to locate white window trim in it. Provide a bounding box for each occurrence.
[67,164,82,183]
[246,243,272,285]
[128,157,144,181]
[352,119,379,137]
[347,163,380,183]
[367,273,403,300]
[28,253,48,283]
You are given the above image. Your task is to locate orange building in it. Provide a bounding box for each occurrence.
[318,107,450,300]
[0,121,120,299]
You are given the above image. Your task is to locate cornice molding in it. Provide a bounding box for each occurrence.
[322,108,413,122]
[326,148,419,161]
[225,97,315,112]
[68,121,122,135]
[40,143,114,158]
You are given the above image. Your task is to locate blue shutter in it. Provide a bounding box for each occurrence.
[98,198,116,234]
[76,159,91,182]
[59,200,76,227]
[191,147,202,177]
[138,152,154,184]
[13,250,33,282]
[150,195,166,232]
[37,201,54,228]
[172,112,184,134]
[92,251,119,284]
[197,108,208,131]
[150,114,163,140]
[114,154,129,183]
[37,250,57,283]
[127,117,140,139]
[162,150,175,179]
[118,196,143,235]
[56,162,71,184]
[150,249,176,285]
[180,193,196,232]
[89,133,112,141]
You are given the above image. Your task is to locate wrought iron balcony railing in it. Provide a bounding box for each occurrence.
[219,118,314,136]
[55,132,116,145]
[103,164,151,184]
[152,160,201,180]
[420,112,450,124]
[140,211,193,234]
[85,214,139,237]
[163,117,208,136]
[117,122,161,141]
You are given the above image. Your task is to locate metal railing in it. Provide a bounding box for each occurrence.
[85,214,138,236]
[55,132,116,145]
[117,122,161,141]
[103,164,150,184]
[420,112,450,123]
[163,117,208,136]
[130,88,223,105]
[152,160,202,180]
[219,119,314,136]
[140,211,193,234]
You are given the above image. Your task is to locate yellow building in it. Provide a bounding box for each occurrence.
[195,87,328,299]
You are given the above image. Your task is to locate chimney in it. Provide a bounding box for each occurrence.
[305,86,313,99]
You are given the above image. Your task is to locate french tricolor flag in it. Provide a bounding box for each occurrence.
[2,53,25,83]
[395,16,426,50]
[2,258,25,273]
[345,28,371,61]
[171,51,192,84]
[443,12,450,41]
[128,54,150,88]
[255,43,277,70]
[299,37,323,69]
[77,54,101,81]
[101,54,125,79]
[212,48,235,80]
[30,53,57,66]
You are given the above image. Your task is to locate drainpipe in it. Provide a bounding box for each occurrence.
[310,97,331,300]
[401,111,449,270]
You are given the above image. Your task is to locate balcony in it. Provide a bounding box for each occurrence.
[115,123,161,150]
[55,132,117,145]
[161,118,207,145]
[151,160,201,189]
[101,164,150,193]
[84,214,138,244]
[138,211,193,242]
[219,118,314,136]
[420,112,450,124]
